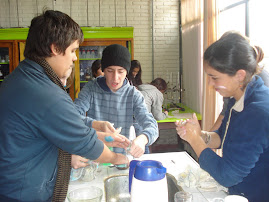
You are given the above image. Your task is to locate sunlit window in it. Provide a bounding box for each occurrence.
[249,0,269,71]
[218,0,269,71]
[218,0,243,9]
[218,4,245,38]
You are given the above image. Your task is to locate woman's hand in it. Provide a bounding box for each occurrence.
[175,113,201,144]
[175,113,207,158]
[71,155,89,169]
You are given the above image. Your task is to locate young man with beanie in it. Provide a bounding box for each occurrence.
[74,44,158,157]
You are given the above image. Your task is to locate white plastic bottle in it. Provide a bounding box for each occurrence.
[115,125,136,170]
[127,126,136,161]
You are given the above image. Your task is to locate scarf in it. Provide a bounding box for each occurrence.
[34,58,71,202]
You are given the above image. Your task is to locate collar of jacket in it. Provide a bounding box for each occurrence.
[231,75,263,112]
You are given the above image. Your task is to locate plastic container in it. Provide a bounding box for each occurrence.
[80,161,99,182]
[67,186,103,202]
[115,126,136,170]
[129,160,168,202]
[174,191,193,202]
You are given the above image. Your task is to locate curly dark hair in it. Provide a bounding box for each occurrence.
[24,10,84,60]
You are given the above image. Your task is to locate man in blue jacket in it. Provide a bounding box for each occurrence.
[0,10,128,202]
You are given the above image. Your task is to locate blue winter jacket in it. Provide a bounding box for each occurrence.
[199,76,269,202]
[0,59,104,201]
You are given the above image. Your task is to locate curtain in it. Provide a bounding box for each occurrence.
[181,0,203,116]
[202,0,218,131]
[181,0,204,161]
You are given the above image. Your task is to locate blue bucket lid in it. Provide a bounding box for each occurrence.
[134,160,166,181]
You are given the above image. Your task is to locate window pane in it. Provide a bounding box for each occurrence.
[249,0,269,71]
[218,0,244,10]
[218,4,245,37]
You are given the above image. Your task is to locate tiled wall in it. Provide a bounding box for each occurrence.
[0,0,180,86]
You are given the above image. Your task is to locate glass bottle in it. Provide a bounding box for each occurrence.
[86,49,91,59]
[81,50,86,59]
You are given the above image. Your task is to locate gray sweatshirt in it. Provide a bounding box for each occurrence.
[138,84,168,121]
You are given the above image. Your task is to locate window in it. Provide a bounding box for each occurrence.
[249,0,269,71]
[218,0,269,71]
[218,2,246,37]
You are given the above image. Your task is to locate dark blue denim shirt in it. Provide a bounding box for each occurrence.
[0,59,104,201]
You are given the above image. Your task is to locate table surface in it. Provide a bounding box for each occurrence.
[66,152,227,202]
[158,103,202,123]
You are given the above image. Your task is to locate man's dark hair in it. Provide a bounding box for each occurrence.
[150,78,167,91]
[24,10,84,60]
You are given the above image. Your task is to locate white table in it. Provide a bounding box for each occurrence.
[67,152,227,202]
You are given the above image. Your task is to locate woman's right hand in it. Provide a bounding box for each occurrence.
[175,113,201,143]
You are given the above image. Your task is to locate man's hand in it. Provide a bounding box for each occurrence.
[92,121,115,133]
[71,155,89,169]
[97,131,130,148]
[129,134,148,158]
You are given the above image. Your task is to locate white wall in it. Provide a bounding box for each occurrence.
[0,0,202,113]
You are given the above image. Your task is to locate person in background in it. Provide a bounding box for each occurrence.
[74,44,158,158]
[127,59,143,88]
[210,49,269,131]
[138,78,168,121]
[175,32,269,201]
[91,59,104,78]
[0,10,128,202]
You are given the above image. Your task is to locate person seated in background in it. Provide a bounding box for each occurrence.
[0,10,128,202]
[175,31,269,201]
[127,59,143,88]
[91,59,104,78]
[210,46,269,131]
[138,78,168,121]
[74,44,158,158]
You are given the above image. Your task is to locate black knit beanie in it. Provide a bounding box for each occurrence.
[101,44,131,73]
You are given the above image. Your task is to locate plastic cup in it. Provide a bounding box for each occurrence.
[67,186,103,202]
[174,191,193,202]
[80,161,99,182]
